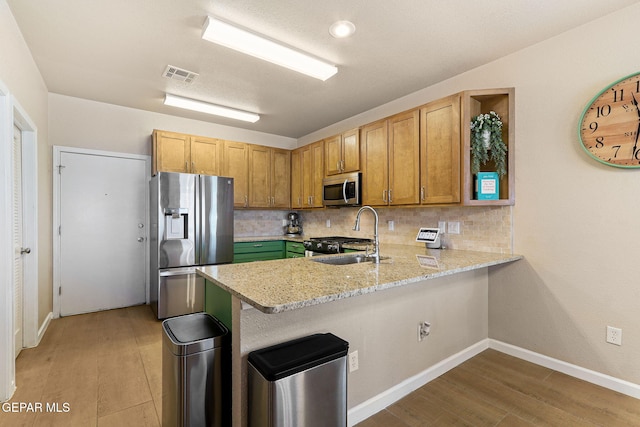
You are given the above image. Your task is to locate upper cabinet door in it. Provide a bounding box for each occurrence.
[388,110,420,205]
[341,128,360,173]
[290,149,303,209]
[360,120,389,206]
[324,135,342,176]
[248,144,271,208]
[420,95,461,204]
[271,149,291,209]
[191,136,223,175]
[223,141,249,208]
[153,130,190,175]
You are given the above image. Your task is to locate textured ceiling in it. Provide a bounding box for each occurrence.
[7,0,639,138]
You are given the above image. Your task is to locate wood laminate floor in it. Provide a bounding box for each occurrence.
[356,349,640,427]
[2,305,639,426]
[0,305,162,427]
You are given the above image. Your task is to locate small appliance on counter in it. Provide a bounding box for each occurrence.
[416,227,441,249]
[285,212,302,236]
[303,236,373,256]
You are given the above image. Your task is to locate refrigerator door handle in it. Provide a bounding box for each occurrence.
[195,176,202,265]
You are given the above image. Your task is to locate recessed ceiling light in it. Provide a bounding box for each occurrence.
[164,94,260,123]
[329,21,356,38]
[202,16,338,81]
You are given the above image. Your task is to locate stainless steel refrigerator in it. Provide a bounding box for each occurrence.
[150,172,234,319]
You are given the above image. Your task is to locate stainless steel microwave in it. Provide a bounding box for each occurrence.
[322,172,362,207]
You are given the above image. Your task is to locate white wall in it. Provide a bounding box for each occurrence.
[300,3,640,385]
[49,93,297,156]
[0,0,50,333]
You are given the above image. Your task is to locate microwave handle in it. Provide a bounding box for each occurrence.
[343,179,348,203]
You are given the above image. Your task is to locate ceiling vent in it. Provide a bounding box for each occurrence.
[163,65,198,83]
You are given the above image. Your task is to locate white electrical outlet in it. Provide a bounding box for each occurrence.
[418,321,431,341]
[438,221,446,233]
[448,221,460,234]
[348,351,359,372]
[388,220,394,231]
[326,219,331,228]
[282,219,288,227]
[606,326,622,346]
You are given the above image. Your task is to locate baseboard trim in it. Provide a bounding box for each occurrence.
[347,338,640,426]
[347,339,489,426]
[488,339,640,399]
[33,312,52,348]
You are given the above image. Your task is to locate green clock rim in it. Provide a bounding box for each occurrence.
[578,71,640,169]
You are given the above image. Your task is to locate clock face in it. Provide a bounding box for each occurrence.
[579,72,640,168]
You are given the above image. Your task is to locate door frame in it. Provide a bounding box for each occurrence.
[52,146,150,318]
[0,83,38,402]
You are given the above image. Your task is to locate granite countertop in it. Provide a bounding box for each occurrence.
[197,244,523,314]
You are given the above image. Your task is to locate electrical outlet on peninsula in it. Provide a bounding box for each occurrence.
[348,351,359,372]
[606,326,622,346]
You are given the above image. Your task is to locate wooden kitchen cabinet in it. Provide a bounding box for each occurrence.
[324,128,360,175]
[248,145,290,209]
[361,110,420,206]
[292,140,324,208]
[223,140,250,208]
[152,130,222,176]
[191,135,223,175]
[419,95,461,204]
[290,149,303,209]
[461,88,514,205]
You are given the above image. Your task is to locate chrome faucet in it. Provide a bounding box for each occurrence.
[353,205,380,263]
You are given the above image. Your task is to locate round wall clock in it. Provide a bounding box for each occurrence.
[579,71,640,168]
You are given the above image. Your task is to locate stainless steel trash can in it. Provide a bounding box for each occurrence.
[162,313,230,427]
[248,333,349,427]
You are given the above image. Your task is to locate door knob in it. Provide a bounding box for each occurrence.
[20,247,31,254]
[137,237,144,242]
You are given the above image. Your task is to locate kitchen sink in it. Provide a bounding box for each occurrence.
[310,254,373,265]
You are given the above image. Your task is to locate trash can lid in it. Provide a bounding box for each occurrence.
[248,333,349,381]
[163,313,229,356]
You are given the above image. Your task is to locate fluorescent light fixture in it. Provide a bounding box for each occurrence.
[202,16,338,81]
[164,94,260,123]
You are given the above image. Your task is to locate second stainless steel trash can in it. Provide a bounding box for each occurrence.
[248,333,349,427]
[162,312,230,427]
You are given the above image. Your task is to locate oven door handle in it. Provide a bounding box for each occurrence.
[342,179,348,203]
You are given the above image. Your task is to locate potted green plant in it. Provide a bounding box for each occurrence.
[470,111,507,177]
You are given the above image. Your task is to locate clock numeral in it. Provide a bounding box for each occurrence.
[595,137,604,148]
[589,121,598,133]
[634,147,640,161]
[613,88,624,102]
[612,145,621,157]
[596,105,611,117]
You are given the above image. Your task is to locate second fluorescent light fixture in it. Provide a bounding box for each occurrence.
[164,94,260,123]
[202,16,338,81]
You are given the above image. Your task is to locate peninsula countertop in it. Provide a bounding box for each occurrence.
[197,244,523,314]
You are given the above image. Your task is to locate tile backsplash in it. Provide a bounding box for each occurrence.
[234,206,513,254]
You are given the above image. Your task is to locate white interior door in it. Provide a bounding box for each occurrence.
[12,125,23,358]
[59,151,147,316]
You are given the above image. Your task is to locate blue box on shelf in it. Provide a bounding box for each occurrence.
[475,172,499,200]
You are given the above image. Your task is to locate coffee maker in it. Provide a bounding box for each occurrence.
[285,212,302,236]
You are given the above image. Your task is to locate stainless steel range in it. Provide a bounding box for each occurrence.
[303,236,373,256]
